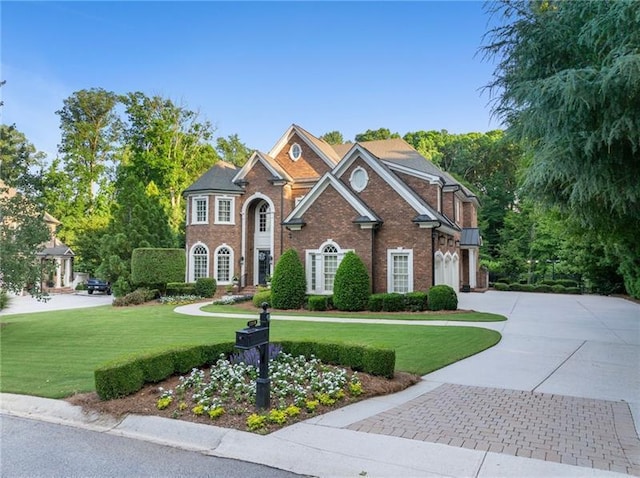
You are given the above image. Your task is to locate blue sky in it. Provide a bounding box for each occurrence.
[1,1,501,159]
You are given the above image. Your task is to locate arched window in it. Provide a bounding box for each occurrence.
[452,252,460,291]
[191,244,209,281]
[258,201,270,233]
[434,251,445,285]
[215,246,232,283]
[305,241,350,294]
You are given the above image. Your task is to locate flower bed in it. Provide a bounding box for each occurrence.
[155,350,364,433]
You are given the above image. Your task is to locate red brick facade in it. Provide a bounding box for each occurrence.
[184,125,482,294]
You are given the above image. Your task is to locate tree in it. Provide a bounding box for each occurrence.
[483,0,640,297]
[320,130,344,145]
[56,88,121,211]
[0,126,52,298]
[216,134,250,166]
[121,92,217,234]
[355,128,401,142]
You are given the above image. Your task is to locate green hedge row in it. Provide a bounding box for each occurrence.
[493,283,581,294]
[94,341,395,400]
[95,343,236,400]
[166,282,196,296]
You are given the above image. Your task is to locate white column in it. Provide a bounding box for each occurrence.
[469,248,477,289]
[55,258,62,288]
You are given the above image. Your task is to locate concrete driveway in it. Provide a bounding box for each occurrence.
[444,291,639,418]
[0,291,113,316]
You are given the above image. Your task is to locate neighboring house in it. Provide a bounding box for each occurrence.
[37,212,75,291]
[183,124,485,295]
[0,181,75,292]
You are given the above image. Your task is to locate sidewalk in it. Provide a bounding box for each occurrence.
[2,291,639,476]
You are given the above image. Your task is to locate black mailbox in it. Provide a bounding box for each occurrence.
[235,325,269,350]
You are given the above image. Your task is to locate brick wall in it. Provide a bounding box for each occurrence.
[273,133,333,180]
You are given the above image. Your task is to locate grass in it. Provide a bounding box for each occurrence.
[0,304,501,399]
[202,303,507,322]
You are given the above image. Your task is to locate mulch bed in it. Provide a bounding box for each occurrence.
[67,370,420,434]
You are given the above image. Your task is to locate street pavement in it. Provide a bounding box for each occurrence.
[1,291,639,477]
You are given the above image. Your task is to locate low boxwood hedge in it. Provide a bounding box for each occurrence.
[94,341,395,400]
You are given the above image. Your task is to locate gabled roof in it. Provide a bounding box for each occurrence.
[268,124,340,168]
[184,161,244,195]
[233,151,293,184]
[44,212,61,225]
[283,172,381,227]
[333,144,443,222]
[38,244,74,257]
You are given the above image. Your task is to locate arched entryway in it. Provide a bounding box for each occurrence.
[241,194,275,286]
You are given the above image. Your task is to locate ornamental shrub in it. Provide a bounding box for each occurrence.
[307,295,328,311]
[383,293,405,312]
[166,282,196,296]
[565,287,582,294]
[404,292,428,311]
[509,283,524,291]
[113,288,159,307]
[332,251,370,311]
[368,293,385,312]
[195,278,216,298]
[551,284,566,293]
[533,284,553,293]
[493,282,510,291]
[0,290,10,310]
[428,285,458,311]
[556,279,578,288]
[252,290,271,308]
[131,248,186,292]
[271,249,306,309]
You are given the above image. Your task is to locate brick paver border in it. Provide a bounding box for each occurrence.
[347,384,640,476]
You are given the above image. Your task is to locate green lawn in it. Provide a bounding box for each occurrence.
[201,303,507,322]
[0,304,501,399]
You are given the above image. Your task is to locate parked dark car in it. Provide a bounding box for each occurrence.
[87,278,111,295]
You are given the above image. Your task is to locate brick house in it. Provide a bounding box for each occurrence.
[183,125,484,295]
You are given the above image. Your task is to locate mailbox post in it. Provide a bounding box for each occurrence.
[234,302,271,409]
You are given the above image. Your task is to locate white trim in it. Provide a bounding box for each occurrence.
[349,166,369,192]
[240,193,276,285]
[188,242,210,283]
[469,248,477,288]
[305,240,352,295]
[284,172,379,224]
[268,125,337,168]
[383,160,443,185]
[232,151,292,183]
[333,144,438,220]
[434,251,445,286]
[214,244,234,285]
[214,196,235,225]
[387,248,414,293]
[191,196,209,225]
[289,143,302,161]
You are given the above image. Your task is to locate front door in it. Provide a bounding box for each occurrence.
[257,249,270,285]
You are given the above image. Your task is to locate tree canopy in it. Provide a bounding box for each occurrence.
[483,0,640,297]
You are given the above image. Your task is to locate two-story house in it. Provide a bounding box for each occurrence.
[183,124,484,295]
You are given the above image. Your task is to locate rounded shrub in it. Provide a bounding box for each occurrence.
[271,249,306,309]
[368,293,385,312]
[382,293,405,312]
[332,251,370,311]
[252,290,272,308]
[533,284,552,293]
[195,278,217,298]
[307,295,328,311]
[551,284,566,293]
[493,282,510,291]
[428,285,458,311]
[404,291,428,311]
[556,279,578,288]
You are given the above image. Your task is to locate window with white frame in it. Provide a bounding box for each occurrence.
[258,201,270,232]
[305,242,350,294]
[454,198,461,223]
[215,246,232,283]
[191,245,209,281]
[387,249,413,293]
[191,197,208,224]
[215,197,234,224]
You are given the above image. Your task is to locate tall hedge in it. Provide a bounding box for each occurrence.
[333,251,370,311]
[131,248,186,289]
[271,248,306,309]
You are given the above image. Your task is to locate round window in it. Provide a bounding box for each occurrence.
[350,167,368,192]
[289,143,302,161]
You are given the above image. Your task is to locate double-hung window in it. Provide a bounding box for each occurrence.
[216,246,232,283]
[191,197,208,224]
[215,196,234,224]
[306,243,350,294]
[387,249,413,293]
